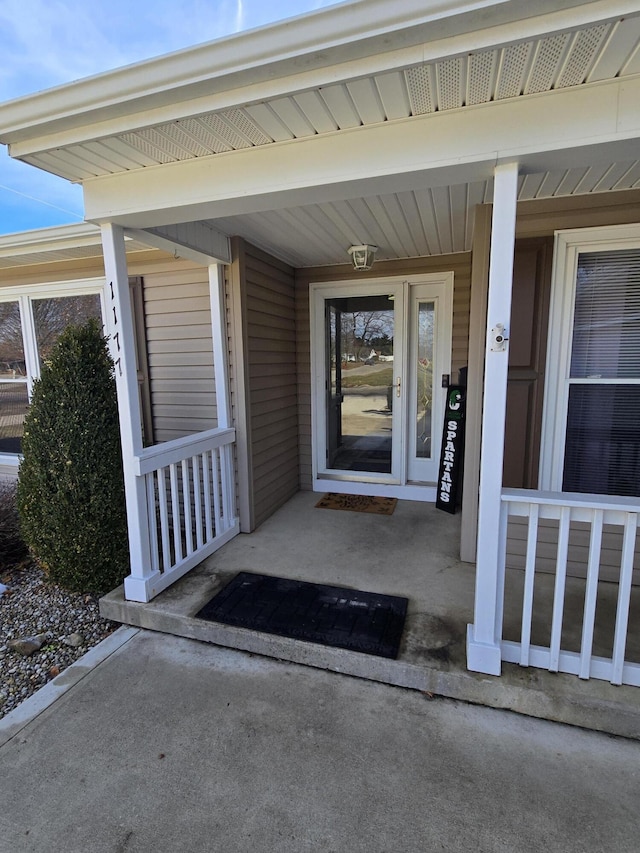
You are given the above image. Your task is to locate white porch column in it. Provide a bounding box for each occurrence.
[101,222,159,601]
[466,162,519,675]
[208,263,231,430]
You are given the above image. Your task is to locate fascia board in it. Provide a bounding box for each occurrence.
[1,0,638,151]
[0,223,101,256]
[83,75,640,229]
[0,221,148,260]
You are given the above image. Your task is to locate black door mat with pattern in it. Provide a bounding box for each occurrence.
[196,572,408,659]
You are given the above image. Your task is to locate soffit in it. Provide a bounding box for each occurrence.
[19,14,640,184]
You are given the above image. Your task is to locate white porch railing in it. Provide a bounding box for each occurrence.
[499,488,639,687]
[124,426,239,602]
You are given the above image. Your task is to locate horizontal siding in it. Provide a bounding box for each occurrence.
[502,193,640,582]
[243,242,298,528]
[295,253,472,490]
[506,516,640,586]
[143,263,216,443]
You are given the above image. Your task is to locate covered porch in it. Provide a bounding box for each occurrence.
[101,489,640,738]
[2,0,640,714]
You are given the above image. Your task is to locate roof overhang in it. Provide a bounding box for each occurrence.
[1,0,639,268]
[0,223,155,270]
[1,0,637,154]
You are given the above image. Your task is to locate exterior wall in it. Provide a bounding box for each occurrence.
[140,260,217,442]
[229,239,299,531]
[506,517,639,585]
[295,253,472,490]
[464,189,640,577]
[0,249,215,449]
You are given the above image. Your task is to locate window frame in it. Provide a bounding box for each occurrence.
[540,223,640,494]
[0,277,106,473]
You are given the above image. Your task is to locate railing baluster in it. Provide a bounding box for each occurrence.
[223,444,235,530]
[579,509,603,679]
[495,498,509,646]
[203,450,213,541]
[549,505,571,672]
[169,462,183,564]
[211,448,222,534]
[193,454,204,550]
[182,458,193,556]
[124,428,237,600]
[157,468,171,572]
[500,489,640,688]
[520,502,539,667]
[611,513,638,685]
[146,473,160,574]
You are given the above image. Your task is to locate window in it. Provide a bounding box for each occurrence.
[0,282,104,462]
[541,226,640,498]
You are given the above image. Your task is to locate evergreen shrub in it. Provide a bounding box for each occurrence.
[0,479,28,569]
[17,319,129,594]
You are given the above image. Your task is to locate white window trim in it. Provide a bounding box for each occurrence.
[0,277,107,468]
[539,223,640,492]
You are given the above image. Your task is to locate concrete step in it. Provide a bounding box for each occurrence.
[100,562,640,741]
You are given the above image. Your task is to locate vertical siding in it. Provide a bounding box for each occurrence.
[232,240,298,529]
[142,262,217,442]
[295,253,472,490]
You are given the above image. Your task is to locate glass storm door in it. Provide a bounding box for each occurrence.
[315,276,453,491]
[324,290,400,477]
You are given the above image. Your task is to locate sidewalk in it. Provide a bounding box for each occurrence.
[1,628,638,853]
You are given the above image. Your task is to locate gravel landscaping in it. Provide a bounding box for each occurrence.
[0,561,118,720]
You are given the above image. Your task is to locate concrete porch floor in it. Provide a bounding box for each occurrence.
[101,490,640,740]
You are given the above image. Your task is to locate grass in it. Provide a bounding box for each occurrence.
[341,366,394,388]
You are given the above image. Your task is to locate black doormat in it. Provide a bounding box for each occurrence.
[195,572,408,659]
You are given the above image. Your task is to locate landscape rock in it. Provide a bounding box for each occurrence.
[63,632,84,648]
[0,563,117,720]
[8,634,48,657]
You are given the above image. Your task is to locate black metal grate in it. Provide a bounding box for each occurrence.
[196,572,408,659]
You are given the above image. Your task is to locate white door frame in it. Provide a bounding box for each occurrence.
[310,273,453,501]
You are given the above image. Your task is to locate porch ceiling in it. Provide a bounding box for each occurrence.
[203,169,640,267]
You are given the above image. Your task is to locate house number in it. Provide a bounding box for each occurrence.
[107,280,123,377]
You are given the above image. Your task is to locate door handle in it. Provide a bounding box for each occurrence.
[396,376,401,398]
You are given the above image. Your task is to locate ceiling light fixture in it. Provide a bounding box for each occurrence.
[348,244,378,271]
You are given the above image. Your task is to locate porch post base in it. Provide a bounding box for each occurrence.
[124,571,163,604]
[466,624,502,676]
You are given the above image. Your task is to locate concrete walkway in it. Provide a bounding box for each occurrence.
[1,629,638,853]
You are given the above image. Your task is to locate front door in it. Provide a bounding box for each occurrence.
[312,274,453,500]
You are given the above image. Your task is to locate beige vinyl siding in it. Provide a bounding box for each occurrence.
[142,262,217,442]
[506,517,640,586]
[229,239,298,530]
[465,189,640,580]
[295,253,472,490]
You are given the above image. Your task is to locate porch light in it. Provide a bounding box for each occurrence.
[348,244,378,271]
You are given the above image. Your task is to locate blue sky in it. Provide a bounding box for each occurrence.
[0,0,340,235]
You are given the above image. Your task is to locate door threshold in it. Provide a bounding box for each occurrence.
[314,478,436,502]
